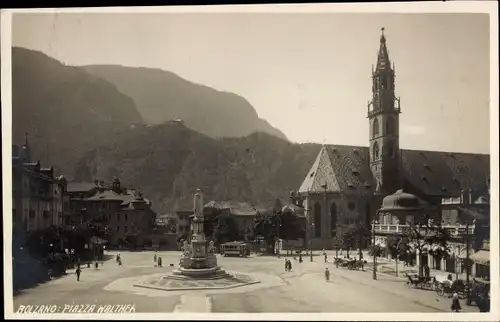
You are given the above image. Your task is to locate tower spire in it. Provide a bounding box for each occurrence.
[376,27,391,72]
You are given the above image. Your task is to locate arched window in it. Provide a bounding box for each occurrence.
[330,202,337,237]
[372,141,380,161]
[386,117,395,135]
[314,202,322,238]
[372,118,380,137]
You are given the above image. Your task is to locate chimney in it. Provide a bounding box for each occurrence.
[460,189,466,205]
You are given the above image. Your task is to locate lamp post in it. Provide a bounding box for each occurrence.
[276,210,281,257]
[310,222,315,262]
[395,244,399,277]
[372,218,378,280]
[465,221,471,304]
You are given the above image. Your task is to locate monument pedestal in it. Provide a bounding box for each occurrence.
[133,190,259,291]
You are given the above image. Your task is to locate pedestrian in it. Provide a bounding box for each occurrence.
[324,253,328,263]
[76,267,81,282]
[154,252,158,267]
[288,260,292,272]
[299,254,303,263]
[451,293,461,312]
[324,267,330,282]
[284,259,288,272]
[157,256,162,268]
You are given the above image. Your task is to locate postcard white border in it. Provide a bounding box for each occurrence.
[2,2,499,321]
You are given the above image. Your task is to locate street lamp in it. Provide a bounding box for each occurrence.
[310,222,315,262]
[372,218,378,280]
[276,210,281,257]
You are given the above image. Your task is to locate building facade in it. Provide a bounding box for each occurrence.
[373,189,490,279]
[296,29,490,250]
[12,135,66,232]
[65,178,156,247]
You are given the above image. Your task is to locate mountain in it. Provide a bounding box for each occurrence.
[81,65,288,141]
[12,47,144,177]
[74,121,320,213]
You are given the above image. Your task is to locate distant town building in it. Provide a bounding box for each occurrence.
[12,134,66,232]
[295,29,490,250]
[65,178,156,247]
[176,210,193,241]
[175,200,266,242]
[204,200,260,239]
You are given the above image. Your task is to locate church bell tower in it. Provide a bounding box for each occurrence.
[367,28,401,194]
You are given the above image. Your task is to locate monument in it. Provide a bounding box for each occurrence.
[169,189,229,279]
[133,189,259,291]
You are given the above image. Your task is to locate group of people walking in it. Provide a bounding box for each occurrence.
[284,259,293,272]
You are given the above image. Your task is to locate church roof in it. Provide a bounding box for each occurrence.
[298,145,489,197]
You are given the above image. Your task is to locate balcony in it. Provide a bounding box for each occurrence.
[367,105,401,118]
[373,224,474,236]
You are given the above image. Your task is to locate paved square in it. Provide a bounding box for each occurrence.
[13,251,483,313]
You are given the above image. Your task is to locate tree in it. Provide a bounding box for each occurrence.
[253,211,277,253]
[399,219,451,277]
[339,224,371,259]
[280,208,306,241]
[60,220,111,257]
[213,214,241,245]
[273,198,283,213]
[121,234,138,249]
[385,235,407,260]
[368,244,384,258]
[253,207,304,253]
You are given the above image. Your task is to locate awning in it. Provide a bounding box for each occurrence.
[470,250,490,266]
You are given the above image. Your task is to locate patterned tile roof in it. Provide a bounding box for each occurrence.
[298,145,489,197]
[298,146,341,193]
[84,188,152,207]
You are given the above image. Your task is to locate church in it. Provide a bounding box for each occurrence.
[296,29,490,250]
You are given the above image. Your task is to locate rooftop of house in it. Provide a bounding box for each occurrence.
[204,200,264,216]
[66,182,97,193]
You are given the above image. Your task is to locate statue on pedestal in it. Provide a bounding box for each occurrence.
[182,241,192,256]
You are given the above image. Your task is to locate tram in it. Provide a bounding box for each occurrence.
[220,242,251,257]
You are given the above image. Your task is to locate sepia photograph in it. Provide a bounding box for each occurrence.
[1,2,498,320]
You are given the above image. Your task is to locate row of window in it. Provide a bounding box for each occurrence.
[116,225,133,233]
[25,210,62,218]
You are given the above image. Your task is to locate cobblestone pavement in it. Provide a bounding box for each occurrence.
[12,251,482,314]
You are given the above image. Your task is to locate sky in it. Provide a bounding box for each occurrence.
[10,11,492,154]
